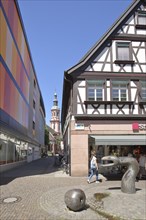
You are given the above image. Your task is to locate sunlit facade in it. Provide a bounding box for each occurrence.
[0,0,46,171]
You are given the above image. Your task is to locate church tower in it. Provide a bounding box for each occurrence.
[50,93,60,134]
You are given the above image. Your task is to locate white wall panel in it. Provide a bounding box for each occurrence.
[77,104,83,114]
[106,106,110,114]
[137,30,146,35]
[131,81,137,87]
[133,64,142,72]
[94,47,109,62]
[137,49,146,63]
[128,26,135,34]
[103,64,111,71]
[113,64,121,72]
[131,88,137,101]
[112,106,118,114]
[124,65,131,72]
[107,88,110,100]
[141,65,146,73]
[132,105,138,114]
[79,81,85,86]
[92,63,103,71]
[78,88,85,102]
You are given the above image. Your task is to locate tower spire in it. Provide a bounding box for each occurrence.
[53,92,58,107]
[50,92,60,134]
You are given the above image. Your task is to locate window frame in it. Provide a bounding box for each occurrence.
[116,42,132,61]
[140,81,146,101]
[87,80,104,101]
[136,11,146,29]
[112,81,128,102]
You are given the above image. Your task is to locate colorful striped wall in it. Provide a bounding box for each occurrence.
[0,0,31,128]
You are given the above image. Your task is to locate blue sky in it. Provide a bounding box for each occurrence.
[18,0,132,125]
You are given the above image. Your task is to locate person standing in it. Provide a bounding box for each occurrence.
[138,152,146,179]
[87,151,100,184]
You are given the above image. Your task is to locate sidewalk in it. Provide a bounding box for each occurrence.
[0,157,146,220]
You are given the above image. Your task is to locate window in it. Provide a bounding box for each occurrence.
[141,81,146,101]
[34,79,36,88]
[87,81,104,101]
[116,42,131,61]
[32,121,35,130]
[137,12,146,25]
[112,81,128,101]
[33,100,35,109]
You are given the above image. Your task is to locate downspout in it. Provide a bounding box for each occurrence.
[64,72,73,176]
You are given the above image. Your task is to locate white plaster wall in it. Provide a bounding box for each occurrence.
[131,88,137,102]
[78,88,85,102]
[137,30,146,35]
[133,64,142,73]
[77,104,83,114]
[128,26,135,34]
[132,104,138,114]
[106,106,111,114]
[137,49,146,63]
[103,64,111,71]
[79,81,85,86]
[92,63,103,71]
[131,81,137,87]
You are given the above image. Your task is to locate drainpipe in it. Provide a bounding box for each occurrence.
[63,72,73,176]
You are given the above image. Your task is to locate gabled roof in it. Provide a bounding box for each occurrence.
[66,0,141,74]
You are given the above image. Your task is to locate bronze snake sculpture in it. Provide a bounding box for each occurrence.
[101,156,139,194]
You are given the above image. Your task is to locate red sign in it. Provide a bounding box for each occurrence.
[132,123,146,131]
[132,123,139,131]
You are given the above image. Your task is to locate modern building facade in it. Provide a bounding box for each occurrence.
[61,0,146,176]
[0,0,46,172]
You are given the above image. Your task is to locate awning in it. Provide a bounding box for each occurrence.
[89,135,146,145]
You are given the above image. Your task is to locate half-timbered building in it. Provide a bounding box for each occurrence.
[61,0,146,176]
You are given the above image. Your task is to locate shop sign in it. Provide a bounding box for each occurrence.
[75,123,85,130]
[132,123,146,131]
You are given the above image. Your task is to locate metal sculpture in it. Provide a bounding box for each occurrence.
[101,156,139,194]
[64,189,86,211]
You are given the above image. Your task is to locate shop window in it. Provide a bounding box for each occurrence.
[87,80,104,101]
[112,81,128,101]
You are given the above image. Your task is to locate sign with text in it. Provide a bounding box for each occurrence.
[75,123,85,130]
[132,123,146,131]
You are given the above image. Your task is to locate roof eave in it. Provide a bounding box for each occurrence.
[66,0,141,75]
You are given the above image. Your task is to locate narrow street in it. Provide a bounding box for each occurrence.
[0,156,57,186]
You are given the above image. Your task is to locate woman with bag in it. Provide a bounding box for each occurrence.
[87,150,100,184]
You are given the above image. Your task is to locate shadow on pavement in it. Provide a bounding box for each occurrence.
[0,156,61,186]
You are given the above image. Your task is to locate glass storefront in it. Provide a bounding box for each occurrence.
[0,133,28,165]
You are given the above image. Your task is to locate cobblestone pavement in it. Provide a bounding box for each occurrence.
[0,157,146,220]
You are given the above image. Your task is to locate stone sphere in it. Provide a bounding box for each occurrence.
[64,189,86,211]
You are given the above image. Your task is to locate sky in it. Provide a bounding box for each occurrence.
[18,0,132,125]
